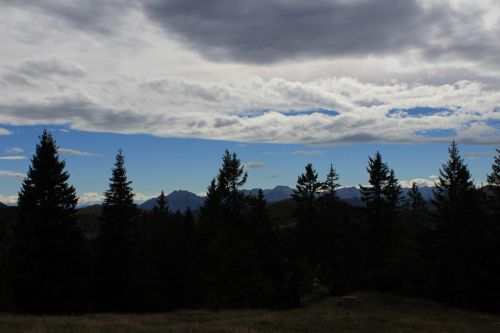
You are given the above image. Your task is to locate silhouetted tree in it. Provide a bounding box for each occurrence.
[400,182,433,295]
[321,163,341,198]
[96,149,140,311]
[359,152,402,290]
[432,141,487,308]
[12,130,88,313]
[292,163,322,202]
[487,148,500,205]
[199,150,284,308]
[153,190,169,215]
[408,182,426,211]
[384,169,401,210]
[360,151,389,208]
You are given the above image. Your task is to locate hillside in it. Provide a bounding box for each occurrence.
[1,292,499,333]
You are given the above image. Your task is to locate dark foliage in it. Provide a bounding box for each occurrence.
[11,130,89,314]
[1,133,499,314]
[96,149,140,312]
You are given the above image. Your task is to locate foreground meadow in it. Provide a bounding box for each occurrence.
[1,292,500,333]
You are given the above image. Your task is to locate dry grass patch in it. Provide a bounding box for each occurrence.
[1,292,500,333]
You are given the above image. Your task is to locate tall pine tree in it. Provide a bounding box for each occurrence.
[292,163,322,202]
[321,163,341,198]
[487,148,500,206]
[359,151,400,290]
[13,130,87,313]
[432,141,486,308]
[97,149,140,311]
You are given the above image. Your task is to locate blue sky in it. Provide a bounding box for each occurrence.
[1,2,499,204]
[0,125,496,205]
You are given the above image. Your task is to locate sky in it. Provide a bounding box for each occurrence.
[0,0,499,205]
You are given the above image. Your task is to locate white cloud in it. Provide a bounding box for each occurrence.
[0,1,498,146]
[463,152,495,159]
[291,150,324,156]
[0,170,24,179]
[6,147,24,154]
[58,148,101,157]
[77,192,155,206]
[399,178,437,188]
[244,162,265,170]
[134,193,156,204]
[0,194,18,205]
[0,128,12,135]
[0,156,26,160]
[77,192,103,206]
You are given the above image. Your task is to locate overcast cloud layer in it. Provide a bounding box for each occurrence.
[0,0,499,145]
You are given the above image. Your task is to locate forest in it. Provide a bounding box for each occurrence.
[0,130,499,314]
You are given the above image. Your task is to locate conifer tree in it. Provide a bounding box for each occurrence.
[97,149,140,311]
[153,190,169,215]
[408,182,426,211]
[433,141,475,207]
[432,141,485,307]
[290,163,324,295]
[360,151,389,207]
[384,169,401,210]
[292,163,322,202]
[321,163,341,197]
[13,130,87,313]
[487,148,500,204]
[359,152,397,290]
[199,150,284,308]
[218,149,247,196]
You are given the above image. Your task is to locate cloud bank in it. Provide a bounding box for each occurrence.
[0,1,499,145]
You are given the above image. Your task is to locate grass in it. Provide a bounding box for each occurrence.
[1,292,500,333]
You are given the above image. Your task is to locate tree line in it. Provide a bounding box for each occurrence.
[0,130,499,314]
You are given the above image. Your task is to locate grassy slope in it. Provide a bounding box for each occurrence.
[1,292,499,333]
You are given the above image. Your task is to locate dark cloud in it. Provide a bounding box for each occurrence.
[142,0,431,63]
[0,97,147,133]
[214,117,240,128]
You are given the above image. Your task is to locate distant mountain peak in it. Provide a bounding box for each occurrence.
[138,184,437,212]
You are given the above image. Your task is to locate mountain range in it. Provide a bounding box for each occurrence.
[138,185,437,212]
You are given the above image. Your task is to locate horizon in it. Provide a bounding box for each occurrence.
[0,125,496,206]
[1,1,499,205]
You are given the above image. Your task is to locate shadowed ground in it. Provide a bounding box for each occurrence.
[1,292,500,333]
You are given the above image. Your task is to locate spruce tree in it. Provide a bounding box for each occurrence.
[360,151,389,207]
[199,151,249,307]
[408,182,425,211]
[321,163,341,198]
[199,150,283,308]
[433,141,475,207]
[384,169,401,210]
[290,163,324,297]
[217,149,247,207]
[359,151,396,290]
[487,148,500,205]
[97,149,140,311]
[153,190,169,215]
[13,130,87,313]
[486,150,500,311]
[292,163,322,202]
[432,141,485,307]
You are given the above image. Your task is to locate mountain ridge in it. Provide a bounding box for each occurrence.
[138,185,437,212]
